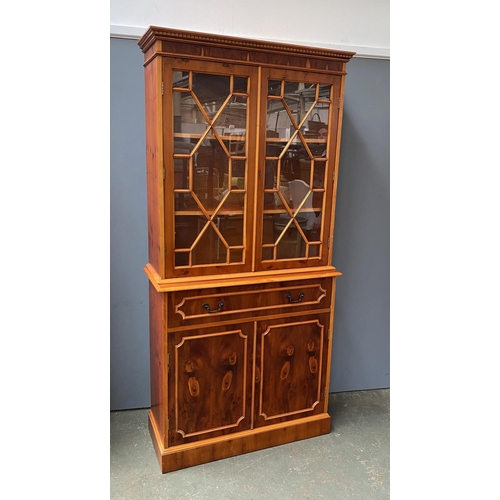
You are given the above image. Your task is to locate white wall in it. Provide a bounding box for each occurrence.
[110,0,389,59]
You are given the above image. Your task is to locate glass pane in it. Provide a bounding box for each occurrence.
[284,140,312,183]
[218,214,244,247]
[224,133,246,157]
[175,215,198,250]
[192,73,231,116]
[265,139,283,159]
[229,248,244,263]
[274,213,307,259]
[214,96,247,156]
[194,142,228,210]
[192,222,226,265]
[173,155,191,191]
[268,80,282,96]
[214,95,247,131]
[215,158,246,208]
[172,71,189,89]
[318,84,331,101]
[174,215,199,267]
[304,103,330,158]
[217,186,245,211]
[267,98,293,140]
[173,90,210,143]
[262,247,274,260]
[261,213,276,261]
[233,77,248,94]
[312,159,327,190]
[175,212,246,267]
[309,243,320,257]
[174,250,190,268]
[310,160,326,242]
[231,158,246,184]
[285,82,318,128]
[187,215,245,265]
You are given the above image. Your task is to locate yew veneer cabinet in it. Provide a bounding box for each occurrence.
[137,26,355,473]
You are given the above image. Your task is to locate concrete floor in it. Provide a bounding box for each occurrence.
[110,389,389,499]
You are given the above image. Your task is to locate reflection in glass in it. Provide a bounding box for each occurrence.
[233,77,248,94]
[268,80,282,96]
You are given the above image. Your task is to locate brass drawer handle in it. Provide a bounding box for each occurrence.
[285,292,305,304]
[202,301,225,314]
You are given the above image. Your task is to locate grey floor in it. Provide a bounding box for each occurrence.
[110,389,389,499]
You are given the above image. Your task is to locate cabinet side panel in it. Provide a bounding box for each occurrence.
[144,57,164,276]
[149,282,167,444]
[324,277,335,412]
[329,72,346,258]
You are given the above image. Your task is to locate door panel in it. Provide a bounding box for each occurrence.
[255,314,330,426]
[167,323,253,445]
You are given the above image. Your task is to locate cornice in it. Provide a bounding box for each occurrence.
[137,26,356,62]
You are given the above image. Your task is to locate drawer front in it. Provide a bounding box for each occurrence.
[167,278,332,328]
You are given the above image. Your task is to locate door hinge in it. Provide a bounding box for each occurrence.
[327,237,331,248]
[163,167,166,180]
[338,97,341,109]
[162,81,164,96]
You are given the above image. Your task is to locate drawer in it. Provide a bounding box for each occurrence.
[167,278,332,328]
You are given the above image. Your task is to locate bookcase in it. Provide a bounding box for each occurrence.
[138,26,354,472]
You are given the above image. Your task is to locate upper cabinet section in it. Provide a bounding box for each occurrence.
[139,27,354,283]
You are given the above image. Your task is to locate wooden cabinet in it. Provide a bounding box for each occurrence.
[138,26,354,473]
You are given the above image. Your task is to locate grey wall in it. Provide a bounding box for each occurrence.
[110,38,389,410]
[110,38,149,410]
[331,58,390,392]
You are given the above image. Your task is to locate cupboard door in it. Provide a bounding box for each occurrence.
[255,69,342,271]
[255,314,330,426]
[164,58,258,278]
[167,323,253,446]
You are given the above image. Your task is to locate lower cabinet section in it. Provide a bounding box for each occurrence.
[148,278,336,473]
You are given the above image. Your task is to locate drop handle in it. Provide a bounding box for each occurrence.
[285,292,305,304]
[202,301,225,314]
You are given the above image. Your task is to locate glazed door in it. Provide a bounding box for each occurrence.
[255,69,342,271]
[163,58,259,278]
[167,323,254,446]
[254,314,330,427]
